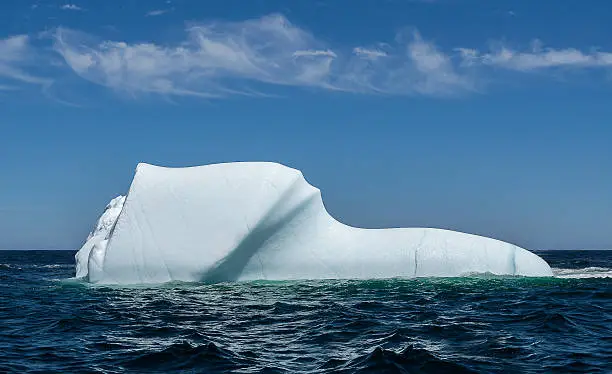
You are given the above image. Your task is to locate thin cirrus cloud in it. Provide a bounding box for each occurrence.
[145,9,172,17]
[3,13,612,99]
[352,47,388,60]
[0,35,51,89]
[457,41,612,71]
[51,14,477,98]
[60,4,84,11]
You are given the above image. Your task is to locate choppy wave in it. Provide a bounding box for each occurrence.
[1,263,73,269]
[553,267,612,279]
[0,250,610,373]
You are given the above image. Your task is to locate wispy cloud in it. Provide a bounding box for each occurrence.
[0,35,50,87]
[352,47,387,60]
[293,49,337,58]
[458,41,612,71]
[60,4,83,11]
[52,15,479,98]
[145,9,171,17]
[0,13,600,101]
[53,15,335,97]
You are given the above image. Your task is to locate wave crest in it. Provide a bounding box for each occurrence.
[553,267,612,279]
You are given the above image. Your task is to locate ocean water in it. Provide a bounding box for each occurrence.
[0,250,610,373]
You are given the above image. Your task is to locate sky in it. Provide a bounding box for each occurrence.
[0,0,611,250]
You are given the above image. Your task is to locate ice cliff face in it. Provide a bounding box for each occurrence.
[74,195,125,278]
[75,162,553,284]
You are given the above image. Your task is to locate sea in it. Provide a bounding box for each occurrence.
[0,250,610,373]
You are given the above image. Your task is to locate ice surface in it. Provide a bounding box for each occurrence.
[75,196,124,278]
[75,162,553,284]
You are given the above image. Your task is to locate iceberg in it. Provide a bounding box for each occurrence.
[75,162,553,284]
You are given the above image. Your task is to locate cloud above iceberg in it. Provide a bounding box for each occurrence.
[4,13,612,100]
[60,4,83,11]
[51,15,479,98]
[145,9,172,17]
[457,41,612,71]
[0,35,51,89]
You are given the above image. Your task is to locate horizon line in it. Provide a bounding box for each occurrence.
[1,248,611,251]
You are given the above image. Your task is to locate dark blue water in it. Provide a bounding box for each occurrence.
[1,250,610,373]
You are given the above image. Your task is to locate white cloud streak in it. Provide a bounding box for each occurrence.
[52,15,479,98]
[61,4,83,11]
[145,9,171,17]
[0,35,50,87]
[458,41,612,71]
[353,47,387,60]
[53,15,336,97]
[0,13,604,100]
[293,49,337,58]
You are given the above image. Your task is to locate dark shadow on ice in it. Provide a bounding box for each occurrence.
[198,178,319,283]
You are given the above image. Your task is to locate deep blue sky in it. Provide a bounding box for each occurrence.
[1,0,611,250]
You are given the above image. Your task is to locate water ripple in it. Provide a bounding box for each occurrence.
[0,250,610,373]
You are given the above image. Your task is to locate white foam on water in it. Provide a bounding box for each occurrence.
[553,267,612,279]
[1,264,73,269]
[0,264,21,270]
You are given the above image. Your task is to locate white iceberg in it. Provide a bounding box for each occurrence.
[75,162,553,284]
